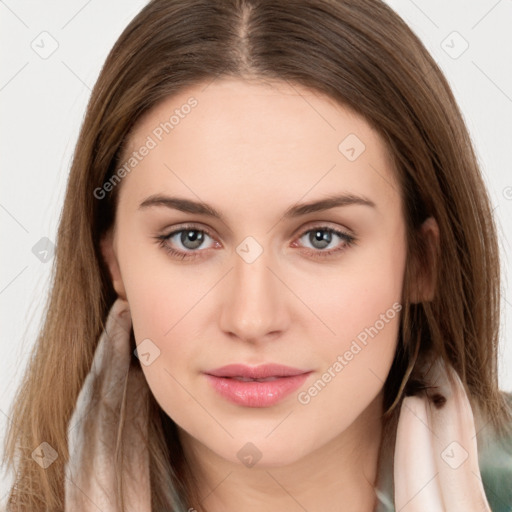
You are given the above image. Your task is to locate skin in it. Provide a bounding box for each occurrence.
[101,78,438,512]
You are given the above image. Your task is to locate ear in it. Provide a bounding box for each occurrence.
[100,228,127,300]
[409,216,439,303]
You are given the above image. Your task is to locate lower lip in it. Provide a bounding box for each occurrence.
[204,373,311,407]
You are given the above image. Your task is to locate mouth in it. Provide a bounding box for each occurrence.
[204,364,312,407]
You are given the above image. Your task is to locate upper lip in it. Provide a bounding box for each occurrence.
[205,364,310,379]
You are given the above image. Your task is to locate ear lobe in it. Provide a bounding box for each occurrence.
[409,216,439,303]
[100,229,127,300]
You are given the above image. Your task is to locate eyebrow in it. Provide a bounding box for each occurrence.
[138,193,376,222]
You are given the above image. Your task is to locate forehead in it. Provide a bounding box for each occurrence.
[118,78,400,213]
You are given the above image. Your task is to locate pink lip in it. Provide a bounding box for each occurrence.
[204,364,312,407]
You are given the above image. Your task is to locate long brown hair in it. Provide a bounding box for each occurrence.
[4,0,511,509]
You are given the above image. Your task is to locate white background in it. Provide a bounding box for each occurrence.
[1,0,511,502]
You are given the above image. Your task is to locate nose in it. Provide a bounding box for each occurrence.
[218,247,289,343]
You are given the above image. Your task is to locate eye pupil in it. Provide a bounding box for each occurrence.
[181,230,204,249]
[310,230,332,249]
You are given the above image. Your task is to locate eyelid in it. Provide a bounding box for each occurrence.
[162,220,354,241]
[162,223,219,249]
[291,224,356,256]
[292,219,355,238]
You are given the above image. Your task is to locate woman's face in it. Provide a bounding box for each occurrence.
[102,78,408,467]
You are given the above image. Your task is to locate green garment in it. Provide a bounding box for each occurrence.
[374,392,512,511]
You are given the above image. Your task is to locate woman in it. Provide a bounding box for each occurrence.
[3,0,512,510]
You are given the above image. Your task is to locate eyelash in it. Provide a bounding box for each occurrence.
[155,224,357,261]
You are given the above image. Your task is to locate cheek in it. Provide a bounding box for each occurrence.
[120,241,207,343]
[296,301,401,439]
[292,238,405,409]
[122,264,212,422]
[292,238,405,348]
[130,292,199,426]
